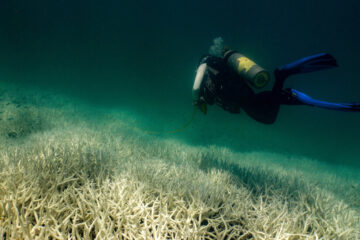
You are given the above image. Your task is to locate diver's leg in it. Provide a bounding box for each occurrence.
[241,89,308,124]
[241,91,281,124]
[272,53,338,94]
[277,53,338,76]
[272,68,286,94]
[242,86,360,125]
[285,88,360,112]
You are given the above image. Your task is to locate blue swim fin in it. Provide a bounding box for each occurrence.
[290,89,360,112]
[278,53,338,78]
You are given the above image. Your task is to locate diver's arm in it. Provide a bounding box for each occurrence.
[192,63,208,114]
[192,63,207,105]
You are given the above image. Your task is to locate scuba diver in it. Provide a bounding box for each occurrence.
[193,46,360,124]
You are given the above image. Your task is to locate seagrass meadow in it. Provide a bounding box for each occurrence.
[1,0,360,239]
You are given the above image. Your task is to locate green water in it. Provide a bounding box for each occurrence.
[0,0,360,168]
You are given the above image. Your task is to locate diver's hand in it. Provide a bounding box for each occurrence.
[193,99,207,114]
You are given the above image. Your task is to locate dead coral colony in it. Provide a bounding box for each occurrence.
[0,86,359,239]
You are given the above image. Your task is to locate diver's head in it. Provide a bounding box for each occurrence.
[209,37,224,57]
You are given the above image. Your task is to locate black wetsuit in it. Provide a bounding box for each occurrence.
[199,55,301,124]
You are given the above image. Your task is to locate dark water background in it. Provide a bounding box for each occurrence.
[1,0,360,167]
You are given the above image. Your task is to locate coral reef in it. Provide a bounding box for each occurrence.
[0,92,44,139]
[0,85,359,239]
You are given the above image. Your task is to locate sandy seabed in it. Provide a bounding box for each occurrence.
[0,84,359,240]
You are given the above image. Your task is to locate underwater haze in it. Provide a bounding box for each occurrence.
[1,0,360,166]
[0,0,360,239]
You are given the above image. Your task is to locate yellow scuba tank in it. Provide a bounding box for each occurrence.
[223,50,270,88]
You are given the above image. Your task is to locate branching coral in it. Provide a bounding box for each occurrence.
[0,85,359,239]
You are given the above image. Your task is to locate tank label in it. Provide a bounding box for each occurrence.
[237,57,255,73]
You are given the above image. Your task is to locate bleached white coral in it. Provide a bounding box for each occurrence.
[0,84,359,239]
